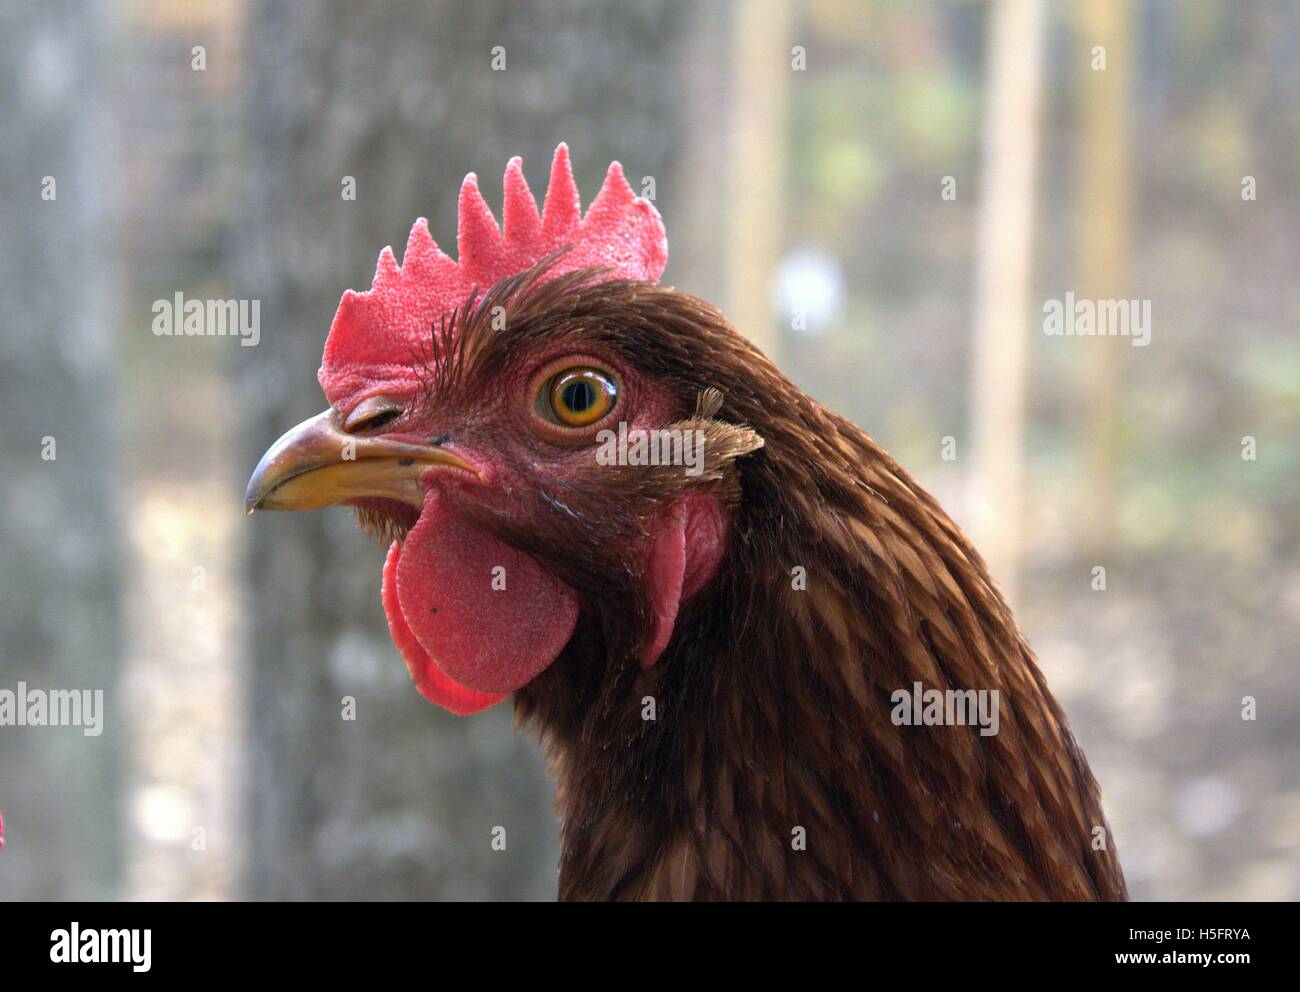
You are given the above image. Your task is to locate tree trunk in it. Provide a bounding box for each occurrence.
[968,0,1046,607]
[1074,0,1133,556]
[724,0,792,359]
[0,0,122,899]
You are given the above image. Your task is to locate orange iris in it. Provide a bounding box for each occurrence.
[546,367,617,427]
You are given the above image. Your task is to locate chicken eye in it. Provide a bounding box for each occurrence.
[544,367,617,427]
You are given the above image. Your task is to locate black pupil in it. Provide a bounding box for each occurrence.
[563,379,599,413]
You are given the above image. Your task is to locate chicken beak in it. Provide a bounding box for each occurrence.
[244,408,477,514]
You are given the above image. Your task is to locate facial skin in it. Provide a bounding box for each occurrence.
[246,270,755,712]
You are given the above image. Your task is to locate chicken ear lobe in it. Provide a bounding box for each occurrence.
[390,489,580,707]
[640,491,727,669]
[382,540,506,715]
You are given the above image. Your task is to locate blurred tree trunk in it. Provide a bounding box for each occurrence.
[1074,0,1133,555]
[724,0,792,359]
[0,0,122,898]
[673,1,732,305]
[968,0,1046,608]
[235,0,687,899]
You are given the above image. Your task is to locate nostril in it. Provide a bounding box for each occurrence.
[345,408,401,433]
[342,395,407,433]
[428,433,451,447]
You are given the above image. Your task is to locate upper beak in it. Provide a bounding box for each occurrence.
[244,408,477,514]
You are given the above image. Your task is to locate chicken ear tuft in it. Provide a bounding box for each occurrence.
[693,387,725,420]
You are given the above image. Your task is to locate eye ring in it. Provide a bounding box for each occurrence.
[541,366,618,428]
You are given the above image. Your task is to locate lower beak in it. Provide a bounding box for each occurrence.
[244,409,476,514]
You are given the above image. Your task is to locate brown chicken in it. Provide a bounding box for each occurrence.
[245,145,1126,901]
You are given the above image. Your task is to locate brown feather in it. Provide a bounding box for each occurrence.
[432,264,1127,901]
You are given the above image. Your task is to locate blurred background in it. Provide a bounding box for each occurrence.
[0,0,1295,901]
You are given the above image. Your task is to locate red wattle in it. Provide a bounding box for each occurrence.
[641,512,686,668]
[395,489,580,697]
[382,541,505,715]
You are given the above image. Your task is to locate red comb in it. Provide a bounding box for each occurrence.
[318,144,667,405]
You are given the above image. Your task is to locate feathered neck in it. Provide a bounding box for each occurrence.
[515,382,1126,902]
